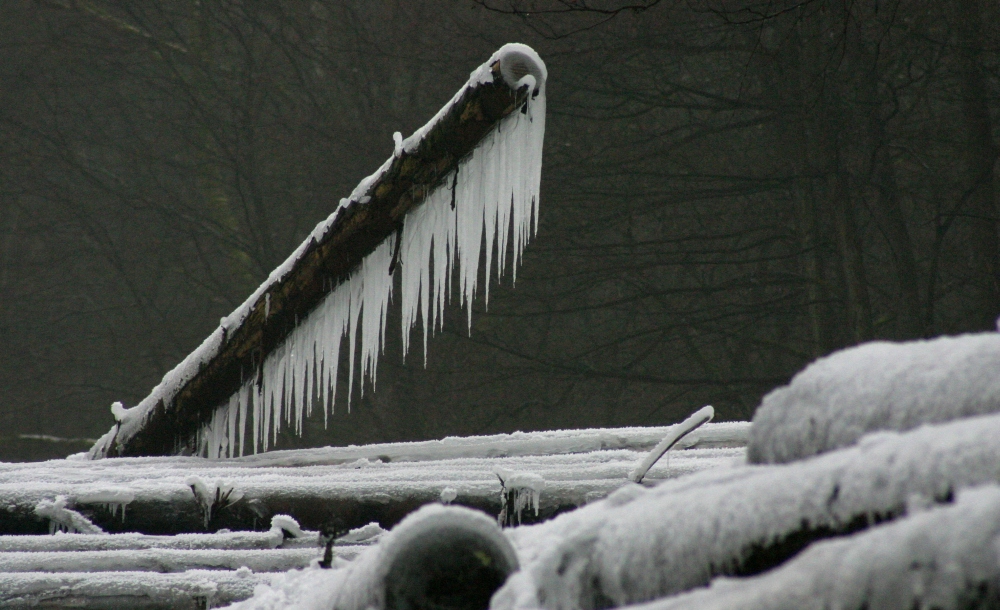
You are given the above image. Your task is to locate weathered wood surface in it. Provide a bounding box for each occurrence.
[108,61,535,458]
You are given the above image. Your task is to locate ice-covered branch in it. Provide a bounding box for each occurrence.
[90,44,547,459]
[629,406,713,484]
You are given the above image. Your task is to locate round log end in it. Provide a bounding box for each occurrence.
[382,505,519,610]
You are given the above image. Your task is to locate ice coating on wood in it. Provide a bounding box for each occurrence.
[497,467,545,524]
[630,406,713,483]
[748,332,1000,464]
[75,489,135,522]
[88,43,545,460]
[34,496,106,535]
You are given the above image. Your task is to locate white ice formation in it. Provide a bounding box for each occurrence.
[75,490,135,522]
[90,43,546,460]
[748,332,1000,464]
[34,496,106,535]
[496,467,546,525]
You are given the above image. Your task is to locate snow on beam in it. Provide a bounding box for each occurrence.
[210,421,749,468]
[0,445,739,535]
[0,570,272,609]
[643,485,1000,610]
[490,412,1000,610]
[0,547,325,574]
[0,530,308,553]
[91,43,547,459]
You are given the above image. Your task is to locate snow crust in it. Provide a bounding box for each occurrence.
[644,485,1000,610]
[748,332,1000,464]
[490,411,1000,610]
[90,43,547,460]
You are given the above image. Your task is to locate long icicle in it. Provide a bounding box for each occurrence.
[195,46,546,457]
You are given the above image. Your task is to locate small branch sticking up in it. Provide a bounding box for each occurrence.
[629,405,714,484]
[317,516,347,569]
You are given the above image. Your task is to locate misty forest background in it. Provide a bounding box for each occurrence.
[0,0,997,460]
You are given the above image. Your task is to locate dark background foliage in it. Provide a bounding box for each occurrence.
[0,0,997,460]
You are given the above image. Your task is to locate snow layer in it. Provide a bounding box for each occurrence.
[490,411,1000,610]
[92,43,547,460]
[748,332,1000,464]
[0,569,276,609]
[0,547,323,573]
[0,531,307,553]
[34,495,105,535]
[217,421,748,467]
[0,445,742,526]
[2,425,745,534]
[644,485,1000,610]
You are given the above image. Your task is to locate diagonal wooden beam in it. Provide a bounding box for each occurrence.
[99,55,538,458]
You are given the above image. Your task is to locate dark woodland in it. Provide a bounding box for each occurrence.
[0,0,997,460]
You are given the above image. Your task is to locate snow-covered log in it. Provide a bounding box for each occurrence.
[0,530,315,553]
[489,412,1000,610]
[90,43,548,459]
[0,569,274,609]
[642,485,1000,610]
[748,332,1000,464]
[0,547,325,574]
[0,426,741,535]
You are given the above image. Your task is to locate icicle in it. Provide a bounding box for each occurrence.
[198,44,546,456]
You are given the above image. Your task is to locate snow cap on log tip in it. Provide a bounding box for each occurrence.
[496,43,547,95]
